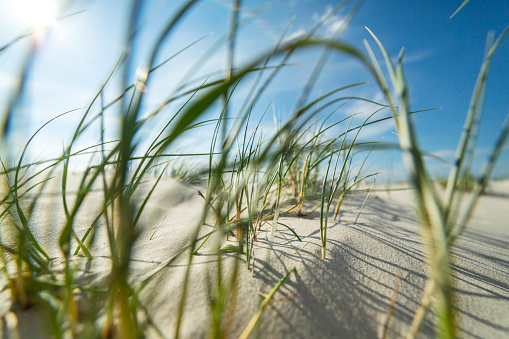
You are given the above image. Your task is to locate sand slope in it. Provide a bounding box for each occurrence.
[1,176,508,338]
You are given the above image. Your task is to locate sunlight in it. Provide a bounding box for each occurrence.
[134,65,149,93]
[8,0,59,29]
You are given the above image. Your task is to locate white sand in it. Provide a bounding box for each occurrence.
[1,175,508,338]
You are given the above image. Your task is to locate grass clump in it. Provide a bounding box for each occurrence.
[364,21,509,338]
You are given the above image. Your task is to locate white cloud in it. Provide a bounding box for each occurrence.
[356,119,395,139]
[401,49,435,64]
[325,16,347,35]
[345,92,388,119]
[323,4,334,20]
[283,29,306,43]
[311,4,349,36]
[431,147,496,163]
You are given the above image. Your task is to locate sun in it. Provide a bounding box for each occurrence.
[8,0,59,29]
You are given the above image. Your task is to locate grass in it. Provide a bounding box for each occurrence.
[0,1,507,338]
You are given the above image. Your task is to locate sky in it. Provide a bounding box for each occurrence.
[0,0,508,180]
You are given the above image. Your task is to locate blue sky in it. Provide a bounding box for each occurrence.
[0,0,508,180]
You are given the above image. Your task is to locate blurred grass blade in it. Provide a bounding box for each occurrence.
[444,24,509,221]
[450,0,470,19]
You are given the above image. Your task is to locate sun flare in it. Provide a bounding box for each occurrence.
[8,0,59,29]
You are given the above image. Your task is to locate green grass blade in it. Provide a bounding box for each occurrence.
[276,222,302,241]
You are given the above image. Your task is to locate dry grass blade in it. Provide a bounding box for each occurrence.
[239,266,296,339]
[381,270,402,339]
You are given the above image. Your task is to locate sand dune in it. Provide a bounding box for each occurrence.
[2,176,508,338]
